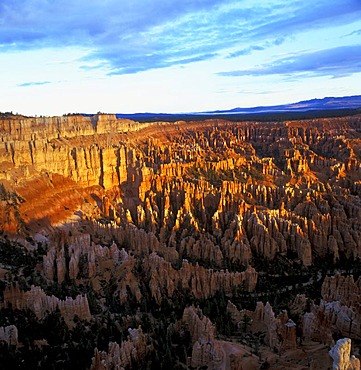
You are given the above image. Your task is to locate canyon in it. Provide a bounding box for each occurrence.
[1,112,361,369]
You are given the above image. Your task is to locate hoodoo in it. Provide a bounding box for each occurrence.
[1,113,361,369]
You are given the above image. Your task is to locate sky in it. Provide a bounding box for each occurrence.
[0,0,361,116]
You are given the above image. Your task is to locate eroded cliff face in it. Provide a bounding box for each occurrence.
[1,113,361,369]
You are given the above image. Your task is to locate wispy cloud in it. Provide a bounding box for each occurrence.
[226,38,285,58]
[104,52,219,75]
[218,45,361,78]
[227,45,265,58]
[18,81,51,87]
[345,29,361,37]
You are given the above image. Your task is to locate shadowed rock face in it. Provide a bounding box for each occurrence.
[90,327,147,370]
[1,113,361,369]
[0,325,18,346]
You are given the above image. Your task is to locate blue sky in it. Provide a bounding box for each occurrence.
[1,0,360,115]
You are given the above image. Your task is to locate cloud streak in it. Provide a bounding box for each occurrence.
[18,81,51,87]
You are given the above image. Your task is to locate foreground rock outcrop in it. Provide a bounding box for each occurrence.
[329,338,360,370]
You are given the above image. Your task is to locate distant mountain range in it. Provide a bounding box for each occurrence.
[204,95,361,114]
[115,95,361,121]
